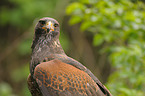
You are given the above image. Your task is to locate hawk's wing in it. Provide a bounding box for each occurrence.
[33,59,106,96]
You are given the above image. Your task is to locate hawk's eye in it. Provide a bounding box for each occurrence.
[54,23,59,27]
[39,20,46,25]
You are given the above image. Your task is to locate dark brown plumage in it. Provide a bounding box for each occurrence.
[27,17,112,96]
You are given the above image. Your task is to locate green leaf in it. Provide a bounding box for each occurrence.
[80,0,98,4]
[80,21,92,31]
[66,2,85,15]
[69,16,83,25]
[93,34,104,46]
[79,0,89,4]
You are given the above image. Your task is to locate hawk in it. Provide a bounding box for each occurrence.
[27,17,112,96]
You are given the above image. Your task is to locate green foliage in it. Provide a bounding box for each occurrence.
[0,82,16,96]
[11,64,30,82]
[0,0,58,28]
[67,0,145,95]
[17,38,32,55]
[0,0,70,96]
[93,34,104,46]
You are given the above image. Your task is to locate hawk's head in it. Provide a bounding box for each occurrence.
[35,17,60,40]
[32,17,60,49]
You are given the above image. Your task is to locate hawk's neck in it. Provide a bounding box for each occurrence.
[31,37,65,63]
[30,38,65,75]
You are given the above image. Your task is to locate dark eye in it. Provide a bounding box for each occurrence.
[39,20,46,25]
[54,23,59,27]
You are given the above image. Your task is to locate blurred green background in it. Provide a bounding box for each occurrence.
[0,0,145,96]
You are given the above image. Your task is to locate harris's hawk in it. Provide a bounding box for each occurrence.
[27,17,112,96]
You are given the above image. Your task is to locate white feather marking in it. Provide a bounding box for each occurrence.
[87,83,90,86]
[54,41,60,47]
[37,47,41,52]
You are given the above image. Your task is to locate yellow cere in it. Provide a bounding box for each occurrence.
[42,21,54,31]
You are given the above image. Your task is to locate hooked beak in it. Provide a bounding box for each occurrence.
[42,21,54,32]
